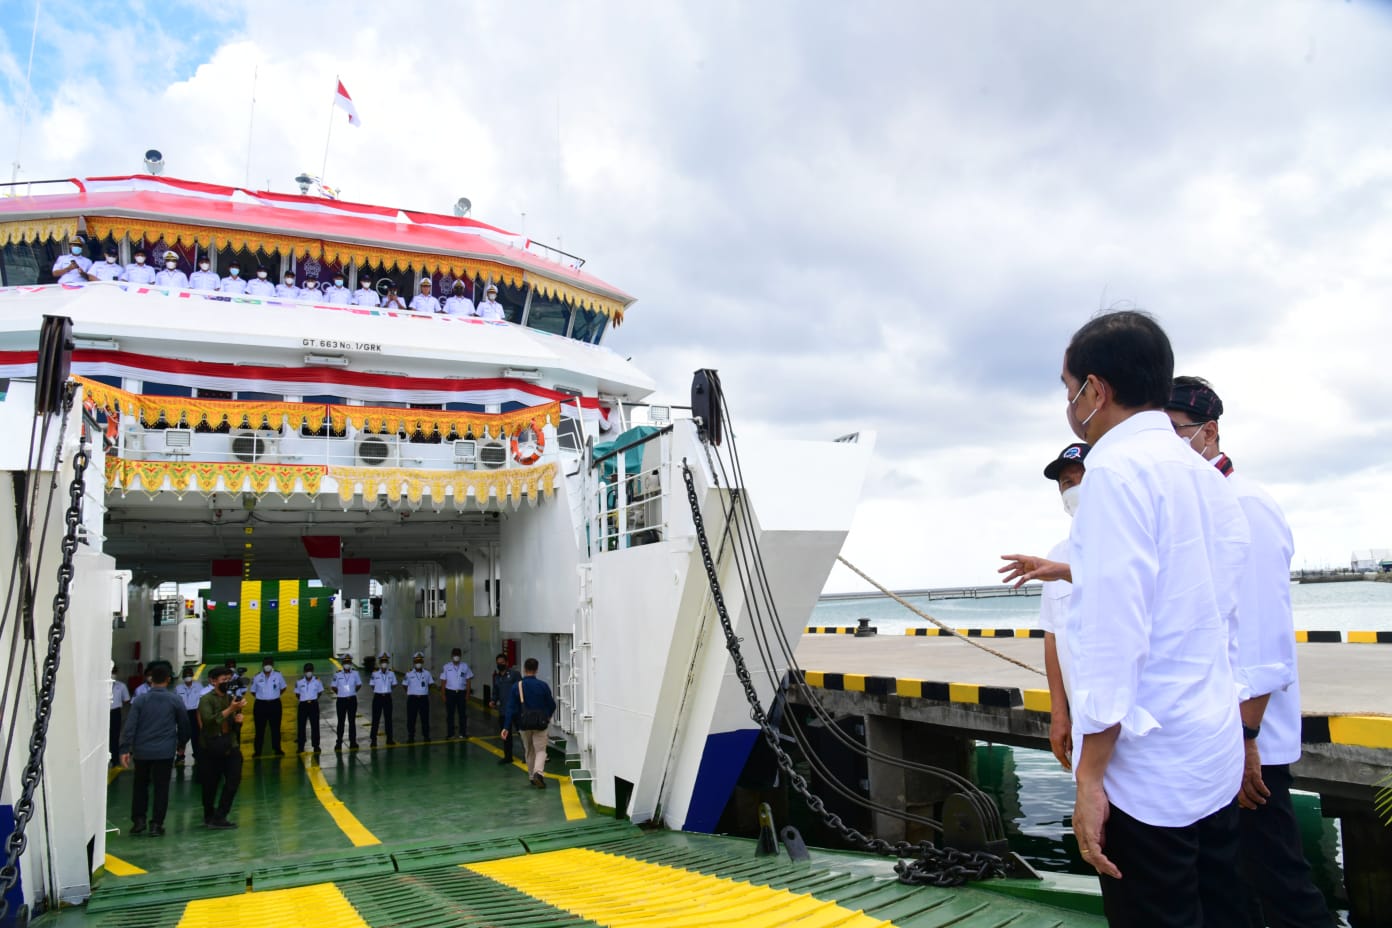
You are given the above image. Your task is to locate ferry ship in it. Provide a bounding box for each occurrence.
[0,172,1102,926]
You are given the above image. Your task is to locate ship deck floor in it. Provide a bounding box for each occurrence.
[36,685,1104,927]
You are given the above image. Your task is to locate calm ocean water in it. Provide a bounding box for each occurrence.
[807,579,1385,922]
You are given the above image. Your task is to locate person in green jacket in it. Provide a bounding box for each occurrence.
[197,666,246,829]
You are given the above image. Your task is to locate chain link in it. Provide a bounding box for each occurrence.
[681,462,1005,887]
[0,386,87,919]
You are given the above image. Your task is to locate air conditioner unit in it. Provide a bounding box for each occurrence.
[163,428,194,451]
[355,434,399,468]
[230,429,280,463]
[452,439,478,464]
[477,440,508,470]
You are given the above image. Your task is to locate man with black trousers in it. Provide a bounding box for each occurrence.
[249,657,287,756]
[197,666,246,829]
[490,653,521,764]
[295,663,324,753]
[331,656,362,750]
[1166,376,1336,928]
[119,664,188,836]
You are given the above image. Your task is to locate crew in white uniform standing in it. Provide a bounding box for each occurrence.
[245,266,276,297]
[353,276,381,307]
[110,665,131,767]
[155,251,188,288]
[439,648,474,739]
[368,655,398,747]
[442,281,474,316]
[409,278,439,314]
[295,663,325,753]
[474,282,505,320]
[249,659,287,757]
[324,274,352,304]
[219,263,247,295]
[122,249,157,285]
[276,271,300,299]
[404,653,434,742]
[89,247,124,282]
[382,283,408,312]
[52,236,94,283]
[189,258,220,292]
[332,656,362,750]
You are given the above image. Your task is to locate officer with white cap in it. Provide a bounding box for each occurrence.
[353,275,382,307]
[155,251,188,288]
[89,245,124,282]
[474,282,505,320]
[442,280,474,316]
[409,277,440,314]
[188,256,219,291]
[245,265,276,297]
[324,272,352,304]
[219,261,247,294]
[52,235,94,283]
[122,248,157,285]
[276,271,300,299]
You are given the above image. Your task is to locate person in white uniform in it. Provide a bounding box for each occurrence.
[442,281,474,316]
[323,274,352,304]
[122,248,157,285]
[89,247,124,281]
[248,658,287,756]
[1165,377,1335,928]
[52,235,94,283]
[403,653,434,742]
[353,275,382,307]
[300,279,321,302]
[295,663,325,753]
[409,278,439,314]
[175,667,210,766]
[276,271,300,299]
[474,282,505,320]
[155,251,188,288]
[219,263,247,294]
[368,655,398,747]
[245,266,276,297]
[1058,310,1250,927]
[381,282,409,312]
[188,258,220,292]
[331,656,362,750]
[439,647,473,738]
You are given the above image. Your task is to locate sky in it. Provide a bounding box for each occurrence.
[3,0,1391,592]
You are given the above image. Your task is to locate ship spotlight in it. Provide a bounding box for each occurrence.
[452,197,472,218]
[295,173,314,195]
[143,150,165,175]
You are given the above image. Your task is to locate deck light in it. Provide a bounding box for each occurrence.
[501,368,542,382]
[304,354,350,367]
[73,337,119,351]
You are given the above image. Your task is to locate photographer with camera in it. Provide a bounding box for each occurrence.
[198,665,246,829]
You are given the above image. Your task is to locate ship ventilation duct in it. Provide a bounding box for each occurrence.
[143,149,165,176]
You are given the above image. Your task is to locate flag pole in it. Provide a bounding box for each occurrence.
[243,63,258,187]
[320,77,338,182]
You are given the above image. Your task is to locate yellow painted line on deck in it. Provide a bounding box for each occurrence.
[1329,715,1392,750]
[107,767,125,786]
[467,737,587,820]
[1022,689,1052,713]
[103,853,145,876]
[948,682,980,704]
[469,847,895,928]
[177,883,367,926]
[300,755,380,847]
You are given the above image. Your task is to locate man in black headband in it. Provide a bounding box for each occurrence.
[1167,377,1335,927]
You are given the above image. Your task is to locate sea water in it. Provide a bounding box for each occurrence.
[807,579,1389,922]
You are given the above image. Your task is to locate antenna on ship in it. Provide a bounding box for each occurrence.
[9,0,41,185]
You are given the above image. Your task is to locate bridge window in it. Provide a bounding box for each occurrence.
[1,241,50,285]
[570,307,605,344]
[494,280,527,323]
[526,292,574,336]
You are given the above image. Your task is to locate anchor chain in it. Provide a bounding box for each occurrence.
[0,386,87,919]
[681,461,1005,887]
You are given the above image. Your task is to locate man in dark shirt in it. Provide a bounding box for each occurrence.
[197,666,247,829]
[490,653,522,765]
[119,664,189,836]
[501,658,556,789]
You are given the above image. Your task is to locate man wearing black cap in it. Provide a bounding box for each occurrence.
[1167,376,1335,928]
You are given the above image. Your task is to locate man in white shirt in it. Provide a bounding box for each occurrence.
[110,664,131,767]
[249,657,287,756]
[245,266,276,297]
[133,670,153,699]
[219,263,247,295]
[1166,376,1335,928]
[1059,310,1250,926]
[294,663,325,753]
[155,251,188,288]
[90,247,124,282]
[276,271,300,299]
[353,276,382,307]
[409,278,440,314]
[404,652,434,742]
[442,281,474,316]
[439,647,473,739]
[188,258,220,292]
[324,274,352,305]
[474,282,505,320]
[381,282,409,312]
[52,235,94,284]
[331,656,362,750]
[368,654,398,747]
[175,667,210,766]
[122,249,157,285]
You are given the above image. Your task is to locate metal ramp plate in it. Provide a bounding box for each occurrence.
[390,837,518,872]
[84,868,247,913]
[515,818,642,853]
[248,847,395,891]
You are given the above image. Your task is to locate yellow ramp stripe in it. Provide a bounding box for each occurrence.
[1329,715,1392,749]
[278,579,299,651]
[469,847,895,928]
[239,580,260,653]
[178,883,367,927]
[467,737,586,820]
[103,853,145,876]
[301,756,380,846]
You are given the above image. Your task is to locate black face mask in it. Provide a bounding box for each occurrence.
[217,681,230,693]
[496,664,507,672]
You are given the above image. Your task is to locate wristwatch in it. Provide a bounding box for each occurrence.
[1241,723,1261,740]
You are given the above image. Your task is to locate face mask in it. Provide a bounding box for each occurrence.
[263,665,273,673]
[452,656,460,664]
[229,267,240,277]
[1186,426,1210,456]
[1067,381,1098,440]
[135,255,146,264]
[285,278,295,285]
[343,664,353,672]
[165,261,177,269]
[334,278,344,286]
[304,282,317,290]
[200,261,210,270]
[361,281,371,288]
[414,662,423,670]
[217,681,230,692]
[1061,485,1082,518]
[182,676,193,684]
[105,255,116,263]
[71,246,82,255]
[497,664,506,673]
[257,271,267,279]
[305,672,314,679]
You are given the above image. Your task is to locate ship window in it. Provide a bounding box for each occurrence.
[493,280,526,323]
[1,241,49,286]
[358,262,411,303]
[589,314,610,343]
[526,291,574,336]
[195,388,233,400]
[217,244,278,281]
[236,391,284,401]
[142,382,193,398]
[570,307,604,344]
[444,402,486,412]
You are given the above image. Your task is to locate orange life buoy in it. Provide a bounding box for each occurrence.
[509,419,545,466]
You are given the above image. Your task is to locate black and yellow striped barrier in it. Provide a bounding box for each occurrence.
[803,626,858,635]
[797,670,1392,751]
[1295,630,1392,644]
[805,626,1392,642]
[903,627,1045,639]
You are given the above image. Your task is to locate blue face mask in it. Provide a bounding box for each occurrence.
[70,246,82,255]
[229,267,240,277]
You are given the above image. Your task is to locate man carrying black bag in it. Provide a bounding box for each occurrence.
[500,658,555,789]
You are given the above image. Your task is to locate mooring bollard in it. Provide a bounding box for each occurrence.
[855,617,878,637]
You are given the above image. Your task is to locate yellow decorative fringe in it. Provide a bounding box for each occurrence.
[328,462,557,508]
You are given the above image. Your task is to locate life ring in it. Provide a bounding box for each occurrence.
[510,420,545,466]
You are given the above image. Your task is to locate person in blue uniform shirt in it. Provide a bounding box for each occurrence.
[331,656,362,750]
[381,282,408,311]
[439,647,473,739]
[245,266,276,297]
[52,235,94,283]
[403,652,433,742]
[442,281,474,316]
[295,663,325,753]
[276,271,300,299]
[324,274,352,304]
[133,669,153,699]
[353,275,381,307]
[369,654,398,747]
[409,277,439,314]
[188,257,219,291]
[89,247,123,282]
[219,262,247,294]
[249,657,287,756]
[155,251,188,288]
[174,666,209,766]
[122,248,157,285]
[300,278,320,302]
[110,664,131,768]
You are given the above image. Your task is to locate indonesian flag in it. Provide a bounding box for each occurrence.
[334,80,361,127]
[302,536,343,587]
[342,558,371,600]
[210,559,243,605]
